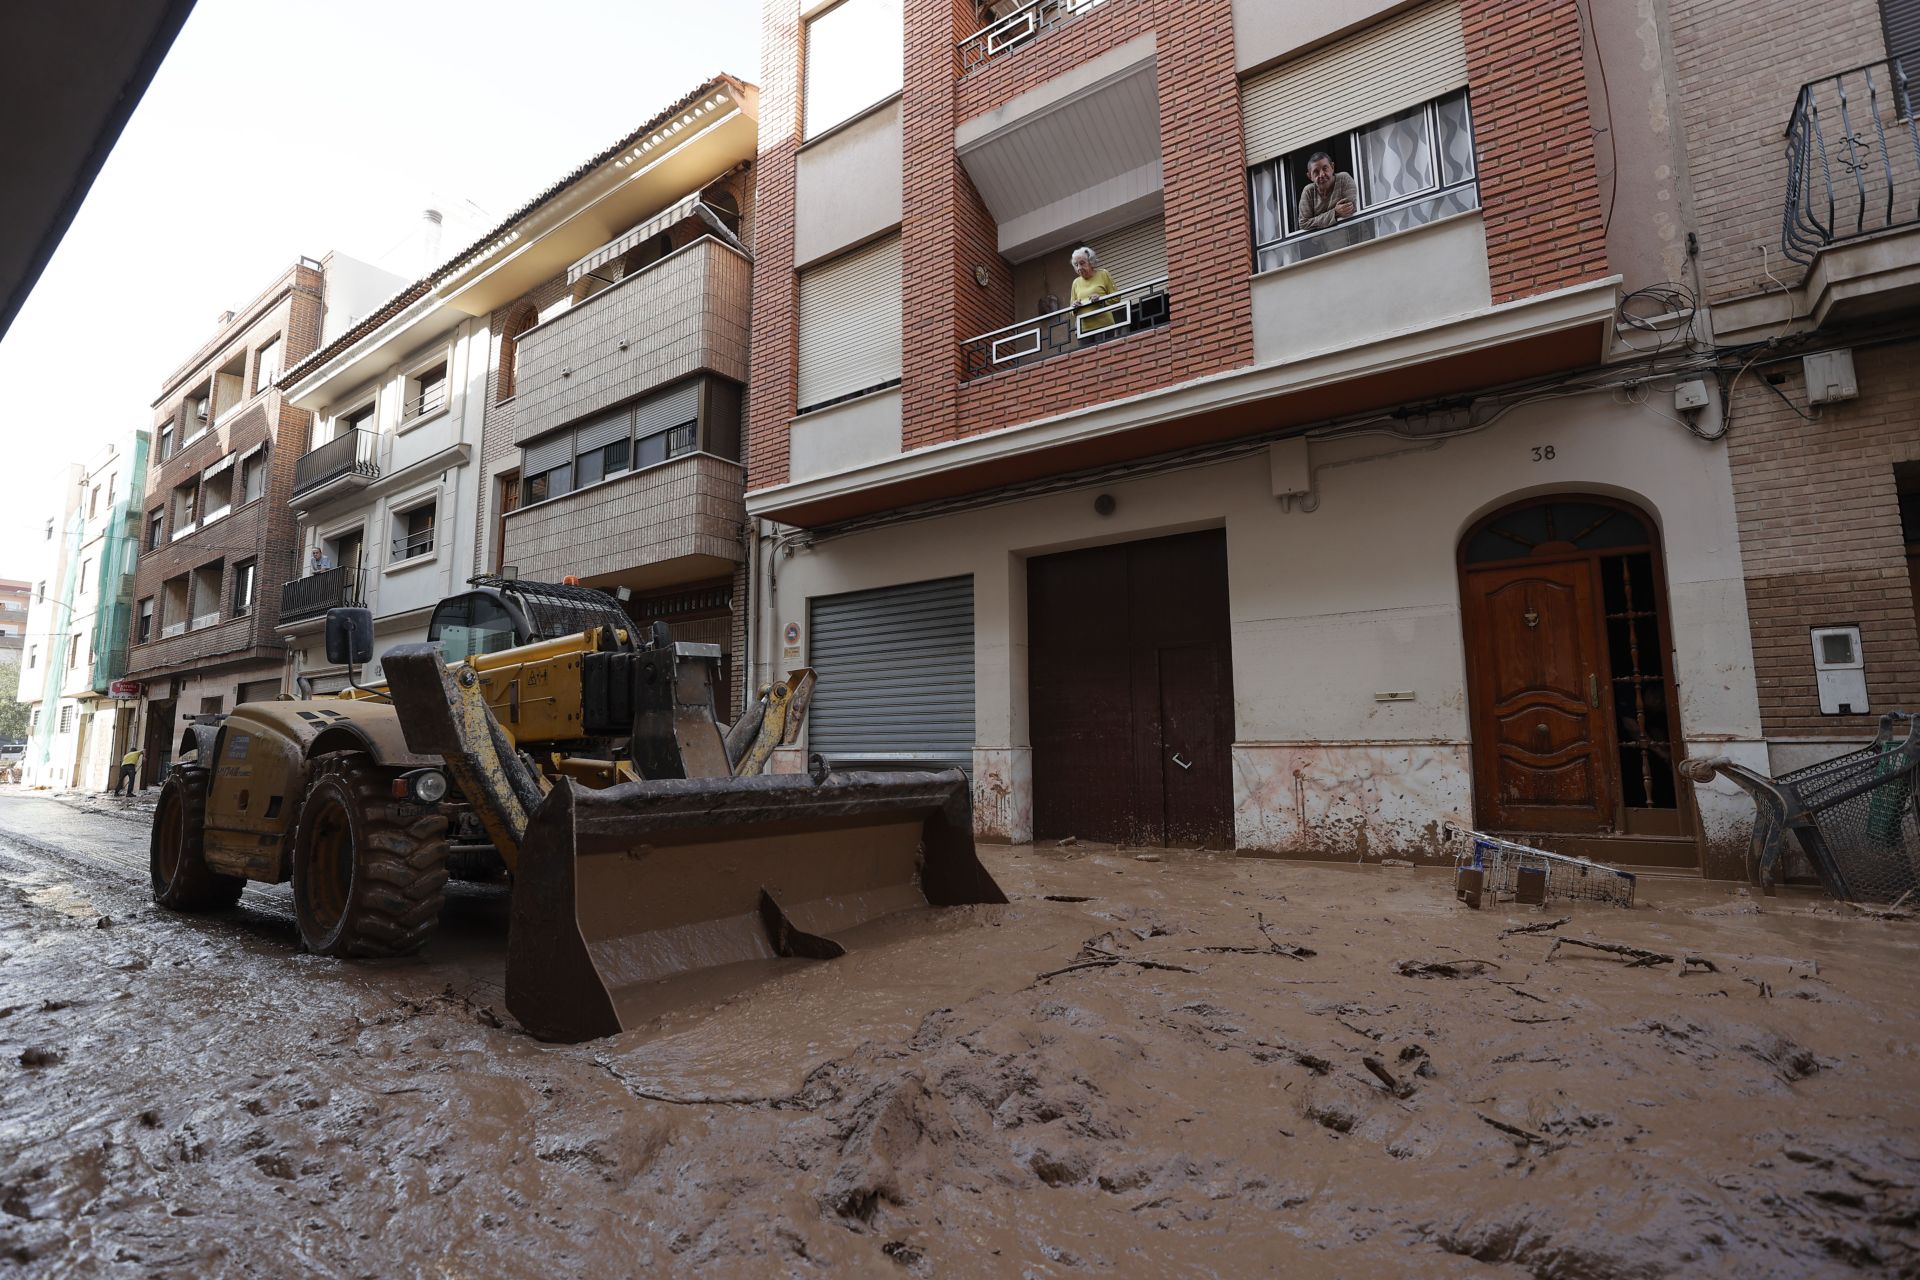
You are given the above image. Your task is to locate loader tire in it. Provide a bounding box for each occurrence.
[151,766,245,911]
[290,753,449,958]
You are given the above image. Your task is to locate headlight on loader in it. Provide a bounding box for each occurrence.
[392,769,449,803]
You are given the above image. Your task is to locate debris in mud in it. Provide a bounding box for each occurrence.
[1133,853,1162,863]
[1031,955,1200,985]
[1477,1113,1554,1148]
[94,916,112,929]
[17,1047,60,1068]
[1055,836,1079,849]
[1361,1056,1415,1099]
[1043,895,1092,903]
[1498,916,1571,939]
[1395,958,1499,979]
[1379,858,1415,868]
[1546,936,1718,972]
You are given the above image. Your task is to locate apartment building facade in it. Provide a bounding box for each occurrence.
[280,77,761,707]
[18,435,150,788]
[1662,0,1920,779]
[744,0,1772,875]
[0,578,27,663]
[123,256,401,783]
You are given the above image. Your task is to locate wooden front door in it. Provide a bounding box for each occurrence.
[1029,530,1235,848]
[1461,560,1613,831]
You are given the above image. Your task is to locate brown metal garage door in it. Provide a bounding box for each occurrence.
[1028,529,1235,848]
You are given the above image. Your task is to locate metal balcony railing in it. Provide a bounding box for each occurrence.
[961,277,1171,379]
[293,429,379,496]
[399,383,448,426]
[1784,56,1920,264]
[392,528,435,561]
[959,0,1112,74]
[279,566,363,623]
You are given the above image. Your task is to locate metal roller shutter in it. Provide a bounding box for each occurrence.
[1886,0,1920,58]
[1241,0,1467,166]
[573,406,632,453]
[796,234,904,412]
[1088,217,1168,290]
[808,575,974,772]
[633,380,702,437]
[523,432,571,474]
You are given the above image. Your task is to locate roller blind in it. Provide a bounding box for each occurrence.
[1241,0,1468,167]
[796,234,903,412]
[808,576,975,772]
[633,381,702,437]
[573,409,632,453]
[523,433,571,474]
[1089,217,1168,290]
[1886,0,1920,58]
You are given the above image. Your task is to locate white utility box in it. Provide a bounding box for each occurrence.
[1804,350,1858,405]
[1673,379,1711,412]
[1811,625,1868,715]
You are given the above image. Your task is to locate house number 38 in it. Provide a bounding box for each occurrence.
[1531,445,1557,462]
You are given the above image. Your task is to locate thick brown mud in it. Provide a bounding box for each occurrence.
[2,793,1918,1277]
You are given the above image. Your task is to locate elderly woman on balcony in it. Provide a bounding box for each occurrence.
[1070,246,1120,340]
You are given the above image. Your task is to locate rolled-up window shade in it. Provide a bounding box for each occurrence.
[572,408,632,454]
[797,234,903,412]
[523,432,572,475]
[633,381,702,438]
[1087,217,1167,291]
[1241,1,1467,167]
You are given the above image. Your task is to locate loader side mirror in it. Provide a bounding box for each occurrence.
[325,607,375,667]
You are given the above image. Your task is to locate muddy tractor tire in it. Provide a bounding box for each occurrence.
[290,753,450,958]
[150,766,246,911]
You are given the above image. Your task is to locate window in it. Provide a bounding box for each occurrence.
[201,455,236,521]
[213,351,246,419]
[572,407,633,489]
[29,708,39,731]
[497,306,537,402]
[518,380,704,506]
[797,234,904,412]
[67,634,80,669]
[88,485,101,517]
[804,0,903,138]
[79,558,91,592]
[240,447,267,503]
[430,592,522,663]
[189,562,224,627]
[1248,88,1476,270]
[106,472,115,506]
[58,705,73,733]
[27,644,36,669]
[393,503,436,561]
[172,479,198,533]
[340,403,376,439]
[146,508,164,551]
[137,598,153,643]
[233,560,256,616]
[159,425,174,460]
[404,360,449,423]
[200,695,224,715]
[255,337,282,393]
[1884,0,1920,60]
[186,384,213,440]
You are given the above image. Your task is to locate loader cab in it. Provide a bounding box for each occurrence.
[427,591,525,663]
[426,577,636,663]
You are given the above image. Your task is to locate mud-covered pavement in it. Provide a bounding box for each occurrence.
[2,790,1919,1278]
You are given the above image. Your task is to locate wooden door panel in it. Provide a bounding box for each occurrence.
[1463,560,1614,832]
[1030,545,1134,844]
[1157,642,1233,848]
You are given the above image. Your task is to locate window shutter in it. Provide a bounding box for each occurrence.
[573,408,632,454]
[1088,218,1168,290]
[797,234,903,411]
[633,381,702,437]
[1885,0,1920,58]
[523,433,572,475]
[1241,0,1468,167]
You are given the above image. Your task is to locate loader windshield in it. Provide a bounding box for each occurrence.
[428,593,521,663]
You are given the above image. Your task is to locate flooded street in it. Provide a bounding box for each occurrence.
[2,789,1918,1277]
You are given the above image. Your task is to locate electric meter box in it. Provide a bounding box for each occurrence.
[1811,625,1867,715]
[1804,350,1859,405]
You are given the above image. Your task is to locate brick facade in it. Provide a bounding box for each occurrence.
[126,261,323,686]
[1462,0,1611,304]
[1669,0,1888,303]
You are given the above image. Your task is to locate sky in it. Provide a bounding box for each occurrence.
[0,0,762,584]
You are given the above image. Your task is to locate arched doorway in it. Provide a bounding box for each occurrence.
[1458,495,1693,866]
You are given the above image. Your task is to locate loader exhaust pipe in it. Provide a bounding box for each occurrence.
[507,766,1005,1043]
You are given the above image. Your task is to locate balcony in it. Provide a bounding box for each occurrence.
[279,566,363,624]
[512,236,751,448]
[960,0,1115,75]
[1784,57,1920,265]
[963,277,1170,378]
[293,429,379,501]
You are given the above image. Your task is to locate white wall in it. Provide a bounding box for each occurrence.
[789,387,903,481]
[795,98,904,268]
[761,389,1762,865]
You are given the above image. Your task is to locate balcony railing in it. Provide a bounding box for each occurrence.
[293,429,379,497]
[191,611,220,631]
[959,0,1112,74]
[279,566,363,623]
[392,528,435,561]
[962,277,1171,379]
[399,384,448,427]
[1784,56,1920,265]
[160,620,187,639]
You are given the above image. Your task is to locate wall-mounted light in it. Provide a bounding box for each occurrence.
[1093,493,1116,516]
[974,265,990,288]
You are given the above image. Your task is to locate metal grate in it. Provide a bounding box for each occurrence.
[466,576,631,642]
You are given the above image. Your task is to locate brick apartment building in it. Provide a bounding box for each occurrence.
[1663,0,1920,777]
[277,76,759,710]
[742,0,1801,875]
[18,435,149,788]
[123,255,402,782]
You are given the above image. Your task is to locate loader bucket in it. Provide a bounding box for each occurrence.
[505,767,1007,1042]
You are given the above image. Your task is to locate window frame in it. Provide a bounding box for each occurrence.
[803,0,904,140]
[400,348,453,428]
[254,335,283,394]
[233,559,257,617]
[1248,88,1479,273]
[388,496,438,565]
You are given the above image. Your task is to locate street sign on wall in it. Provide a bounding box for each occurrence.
[107,680,142,699]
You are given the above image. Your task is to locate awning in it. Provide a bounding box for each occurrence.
[202,452,236,477]
[567,193,703,284]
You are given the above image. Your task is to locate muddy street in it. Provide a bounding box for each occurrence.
[0,790,1917,1277]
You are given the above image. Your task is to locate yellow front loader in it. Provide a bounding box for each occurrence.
[148,578,1004,1042]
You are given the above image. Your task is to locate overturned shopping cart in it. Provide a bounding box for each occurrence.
[1680,711,1920,904]
[1444,826,1638,909]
